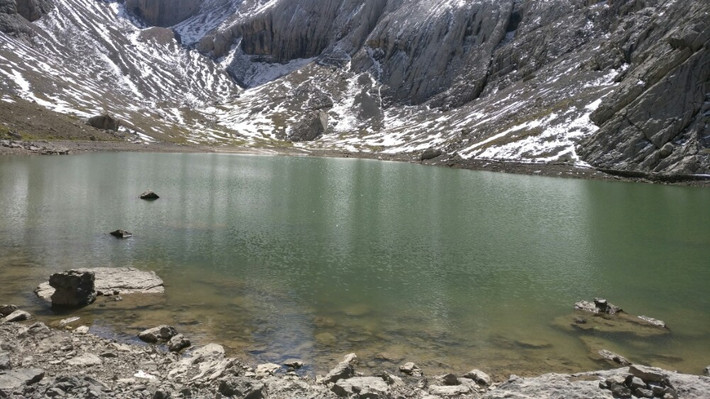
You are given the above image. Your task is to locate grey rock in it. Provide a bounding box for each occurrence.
[283,359,304,370]
[219,377,264,398]
[440,373,459,386]
[0,368,44,393]
[36,267,165,301]
[429,384,471,396]
[638,315,667,329]
[167,334,191,352]
[125,0,201,27]
[58,316,81,328]
[2,310,30,322]
[48,270,97,308]
[609,382,632,398]
[0,353,10,370]
[255,362,280,377]
[66,353,102,367]
[635,387,655,398]
[87,114,121,131]
[598,349,631,366]
[463,368,492,386]
[332,376,389,398]
[421,148,443,161]
[110,229,133,239]
[0,305,17,317]
[704,366,710,376]
[140,190,160,200]
[399,361,422,377]
[139,325,178,343]
[287,111,328,142]
[628,375,646,389]
[629,364,668,383]
[322,353,358,383]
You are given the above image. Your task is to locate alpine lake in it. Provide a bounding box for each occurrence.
[1,152,709,379]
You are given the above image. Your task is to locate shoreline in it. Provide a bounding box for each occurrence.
[2,138,709,187]
[1,315,709,399]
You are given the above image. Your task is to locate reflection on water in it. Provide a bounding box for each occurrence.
[1,153,709,378]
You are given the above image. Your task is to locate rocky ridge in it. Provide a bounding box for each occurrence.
[1,0,709,178]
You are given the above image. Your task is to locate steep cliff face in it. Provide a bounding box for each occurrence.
[0,0,51,36]
[125,0,202,27]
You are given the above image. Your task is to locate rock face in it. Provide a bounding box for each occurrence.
[48,270,97,308]
[125,0,201,27]
[35,267,165,301]
[0,0,51,36]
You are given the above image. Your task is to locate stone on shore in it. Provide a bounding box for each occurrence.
[331,376,389,397]
[48,270,96,308]
[256,363,281,377]
[463,368,492,386]
[218,377,264,398]
[598,349,631,367]
[66,353,103,367]
[629,364,668,383]
[321,353,357,383]
[2,310,31,322]
[0,353,10,370]
[0,368,44,394]
[704,366,710,376]
[35,267,164,301]
[110,229,132,238]
[139,190,159,200]
[399,361,423,377]
[138,325,177,343]
[429,384,471,396]
[168,334,191,352]
[0,305,18,317]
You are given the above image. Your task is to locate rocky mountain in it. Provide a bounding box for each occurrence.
[0,0,708,176]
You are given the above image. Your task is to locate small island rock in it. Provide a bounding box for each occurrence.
[138,325,178,343]
[48,270,96,308]
[110,229,132,239]
[139,190,159,200]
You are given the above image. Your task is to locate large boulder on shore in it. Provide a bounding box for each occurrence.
[48,270,97,308]
[86,114,121,131]
[35,267,164,302]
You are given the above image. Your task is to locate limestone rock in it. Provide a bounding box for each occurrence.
[167,334,191,352]
[36,267,165,301]
[0,368,44,393]
[399,362,422,377]
[322,353,357,384]
[48,270,97,308]
[332,376,389,397]
[598,349,631,367]
[2,309,30,322]
[255,362,280,377]
[66,353,102,367]
[463,369,492,386]
[138,325,178,343]
[629,364,668,383]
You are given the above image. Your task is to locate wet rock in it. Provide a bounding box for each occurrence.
[167,334,190,352]
[463,368,491,386]
[638,315,667,329]
[218,377,264,398]
[331,376,389,397]
[2,310,31,322]
[86,114,121,131]
[283,359,304,370]
[140,190,160,200]
[574,298,622,315]
[0,305,17,317]
[138,325,178,343]
[399,361,422,377]
[48,270,96,308]
[598,349,631,366]
[58,316,81,328]
[110,229,133,239]
[36,267,165,301]
[321,353,357,383]
[0,368,44,393]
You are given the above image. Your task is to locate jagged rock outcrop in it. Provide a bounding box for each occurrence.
[125,0,202,27]
[0,0,51,36]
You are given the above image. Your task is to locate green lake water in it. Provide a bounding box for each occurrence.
[1,152,709,378]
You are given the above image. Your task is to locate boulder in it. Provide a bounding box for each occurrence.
[599,349,631,367]
[168,334,191,352]
[47,270,96,308]
[629,364,668,383]
[287,111,328,142]
[0,353,10,370]
[420,148,443,161]
[35,267,164,301]
[704,366,710,377]
[138,325,177,343]
[321,353,357,383]
[86,114,120,131]
[110,229,132,238]
[2,310,30,322]
[140,190,159,200]
[331,376,389,397]
[218,377,264,399]
[463,369,491,386]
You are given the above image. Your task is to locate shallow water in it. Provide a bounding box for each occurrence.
[1,152,709,378]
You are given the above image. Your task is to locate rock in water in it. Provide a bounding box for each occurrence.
[322,353,358,383]
[48,270,96,308]
[140,190,159,200]
[138,325,178,343]
[0,304,18,317]
[110,229,132,238]
[2,310,31,322]
[168,334,191,352]
[35,267,164,301]
[463,369,491,386]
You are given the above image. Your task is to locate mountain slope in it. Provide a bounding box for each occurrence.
[0,0,708,175]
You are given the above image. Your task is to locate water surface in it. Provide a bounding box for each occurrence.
[1,152,709,378]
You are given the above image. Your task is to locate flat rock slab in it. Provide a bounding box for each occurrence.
[35,267,164,301]
[0,368,44,393]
